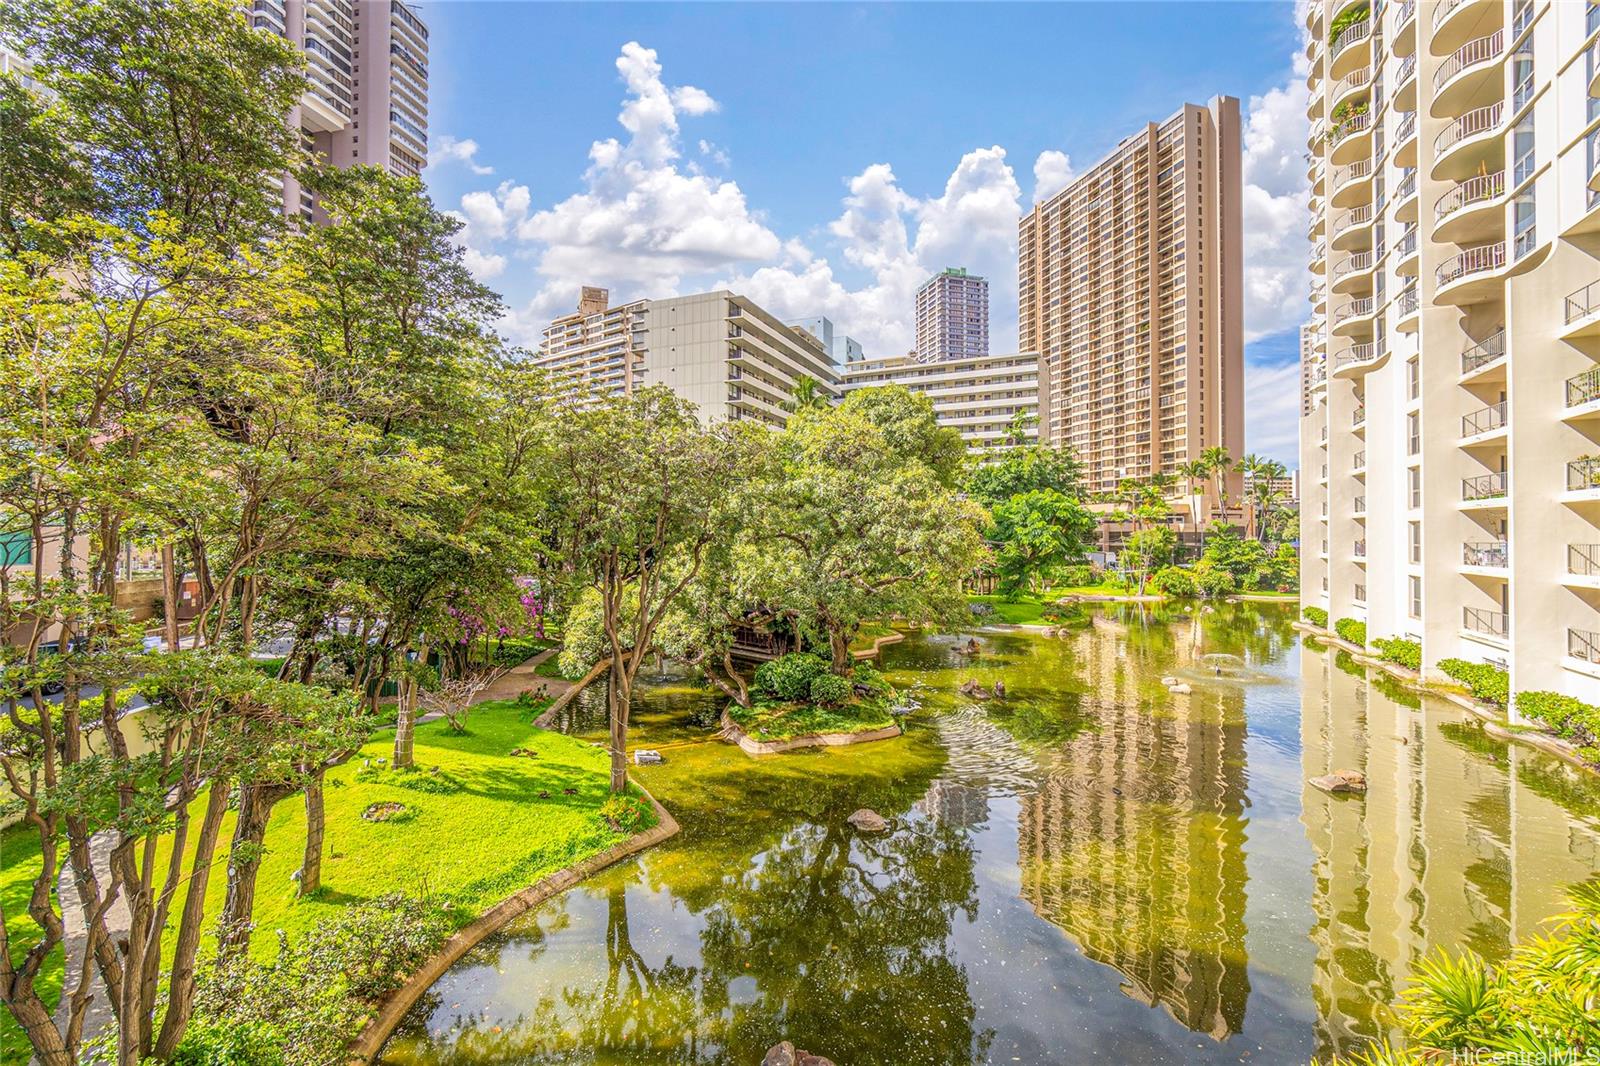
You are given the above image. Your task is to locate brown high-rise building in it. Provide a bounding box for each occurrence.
[1019,97,1244,505]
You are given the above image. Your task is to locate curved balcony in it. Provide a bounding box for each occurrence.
[1432,102,1503,182]
[1394,111,1419,169]
[1330,158,1373,209]
[1310,159,1326,196]
[1310,240,1327,273]
[1311,283,1327,315]
[1432,0,1501,57]
[1328,108,1372,166]
[1393,168,1419,225]
[1589,37,1600,100]
[1459,328,1507,380]
[1307,209,1326,240]
[1332,251,1374,294]
[1307,88,1325,122]
[1330,67,1371,113]
[1432,32,1504,119]
[1329,18,1371,81]
[1394,226,1420,277]
[1333,341,1385,377]
[1396,285,1420,333]
[1331,299,1376,339]
[1393,0,1418,57]
[1434,170,1505,244]
[1435,242,1506,305]
[1395,54,1418,111]
[1330,204,1374,252]
[1308,117,1328,153]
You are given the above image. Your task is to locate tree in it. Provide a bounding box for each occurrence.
[835,386,967,489]
[756,400,989,674]
[965,444,1084,511]
[551,389,747,792]
[417,666,509,734]
[1176,459,1209,539]
[1200,446,1235,526]
[1122,525,1177,595]
[989,489,1095,597]
[1243,457,1288,543]
[787,375,830,412]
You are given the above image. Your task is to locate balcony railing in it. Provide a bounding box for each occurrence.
[1437,243,1505,288]
[1435,102,1503,156]
[1396,111,1417,145]
[1333,205,1373,238]
[1568,458,1600,492]
[1332,68,1371,105]
[1332,159,1372,190]
[1569,367,1600,408]
[1352,406,1366,426]
[1333,299,1375,329]
[1333,251,1372,283]
[1353,495,1366,513]
[1568,544,1600,577]
[1461,401,1507,437]
[1567,280,1600,324]
[1334,344,1376,371]
[1463,541,1508,568]
[1353,539,1367,558]
[1353,450,1366,470]
[1463,606,1509,638]
[1354,583,1367,603]
[1330,109,1372,147]
[1461,329,1506,373]
[1463,470,1508,500]
[1570,628,1600,664]
[1331,17,1371,60]
[1398,287,1419,316]
[1395,169,1418,203]
[1397,54,1417,87]
[1435,171,1504,223]
[1432,0,1466,29]
[1435,31,1504,92]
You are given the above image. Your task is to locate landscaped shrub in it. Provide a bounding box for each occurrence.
[1058,563,1097,588]
[1437,657,1509,707]
[192,894,450,1066]
[1150,566,1197,597]
[808,673,852,707]
[599,793,654,834]
[851,662,892,696]
[1515,691,1600,762]
[1302,606,1329,627]
[753,652,828,702]
[1193,562,1236,599]
[1371,637,1421,671]
[1333,618,1367,647]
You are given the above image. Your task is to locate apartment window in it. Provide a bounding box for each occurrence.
[1408,467,1422,509]
[1408,521,1421,564]
[1513,192,1537,260]
[1406,413,1420,455]
[1406,356,1419,400]
[1513,120,1536,187]
[1409,576,1422,619]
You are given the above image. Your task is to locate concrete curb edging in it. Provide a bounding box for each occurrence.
[1293,622,1598,776]
[718,708,902,756]
[850,630,905,659]
[533,656,611,730]
[348,780,679,1062]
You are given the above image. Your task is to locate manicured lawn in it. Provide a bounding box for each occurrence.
[1045,582,1135,597]
[728,697,897,742]
[0,699,639,1052]
[967,594,1048,624]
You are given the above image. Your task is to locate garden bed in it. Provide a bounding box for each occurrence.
[719,706,902,756]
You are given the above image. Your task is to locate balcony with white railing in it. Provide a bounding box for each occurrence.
[1331,67,1371,112]
[1352,495,1366,515]
[1332,251,1373,294]
[1460,328,1506,377]
[1436,242,1506,304]
[1331,159,1373,208]
[1462,541,1508,570]
[1329,17,1371,79]
[1566,545,1600,587]
[1352,539,1367,560]
[1433,32,1504,119]
[1394,168,1419,222]
[1460,401,1508,441]
[1570,628,1600,665]
[1566,367,1600,417]
[1433,103,1503,181]
[1394,227,1420,276]
[1352,450,1366,472]
[1333,342,1381,375]
[1463,606,1509,640]
[1396,286,1420,332]
[1395,111,1419,167]
[1352,405,1365,428]
[1564,280,1600,340]
[1461,470,1508,504]
[1435,171,1505,244]
[1329,108,1373,165]
[1566,457,1600,495]
[1432,0,1501,56]
[1332,299,1377,338]
[1395,54,1418,109]
[1331,204,1374,251]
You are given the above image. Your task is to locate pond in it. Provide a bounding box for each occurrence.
[378,603,1600,1066]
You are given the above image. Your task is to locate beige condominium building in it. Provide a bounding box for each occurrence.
[1300,0,1600,707]
[536,288,841,428]
[914,267,991,363]
[1020,97,1245,510]
[840,351,1043,448]
[250,0,429,220]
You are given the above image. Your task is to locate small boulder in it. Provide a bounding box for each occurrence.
[957,679,991,700]
[799,1055,836,1066]
[763,1044,797,1066]
[1160,676,1178,686]
[1169,683,1193,695]
[847,808,888,832]
[1310,769,1368,794]
[633,749,664,765]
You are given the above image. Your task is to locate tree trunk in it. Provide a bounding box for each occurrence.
[5,988,70,1066]
[827,626,852,676]
[392,641,429,769]
[607,655,630,794]
[160,543,180,652]
[217,782,292,953]
[153,783,228,1059]
[300,769,325,896]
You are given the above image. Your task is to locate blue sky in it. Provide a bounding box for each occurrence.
[418,2,1313,465]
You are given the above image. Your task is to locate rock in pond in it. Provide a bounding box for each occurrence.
[1169,683,1193,695]
[846,808,888,832]
[957,679,991,700]
[1310,769,1367,794]
[1160,675,1178,686]
[764,1042,836,1066]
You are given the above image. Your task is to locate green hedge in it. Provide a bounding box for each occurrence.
[1370,637,1421,671]
[1333,618,1367,647]
[1302,606,1328,627]
[1437,657,1509,707]
[1515,691,1600,763]
[1150,566,1197,597]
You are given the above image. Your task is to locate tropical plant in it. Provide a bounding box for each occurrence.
[1437,657,1509,707]
[1334,618,1367,647]
[1303,606,1329,627]
[1371,637,1421,671]
[990,489,1096,597]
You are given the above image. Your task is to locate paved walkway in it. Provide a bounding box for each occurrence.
[51,829,126,1053]
[472,647,575,705]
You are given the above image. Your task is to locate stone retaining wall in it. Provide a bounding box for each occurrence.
[718,708,901,756]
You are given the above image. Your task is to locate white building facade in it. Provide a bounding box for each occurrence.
[841,352,1043,448]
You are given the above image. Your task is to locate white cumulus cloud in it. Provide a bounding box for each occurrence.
[428,135,494,175]
[1240,52,1312,343]
[1032,149,1075,204]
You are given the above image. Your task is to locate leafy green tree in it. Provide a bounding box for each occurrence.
[965,445,1084,510]
[835,386,967,489]
[1199,445,1235,525]
[1121,526,1177,595]
[989,489,1095,597]
[756,400,989,674]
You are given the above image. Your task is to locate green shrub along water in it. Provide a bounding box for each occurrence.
[1437,658,1510,707]
[1303,606,1328,627]
[1334,618,1367,647]
[1514,691,1600,763]
[1371,637,1421,672]
[732,654,900,741]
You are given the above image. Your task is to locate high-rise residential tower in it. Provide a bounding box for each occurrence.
[250,0,429,220]
[1300,0,1600,706]
[914,268,990,363]
[1019,98,1244,507]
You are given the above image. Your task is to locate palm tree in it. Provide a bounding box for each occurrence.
[1238,453,1266,539]
[788,376,829,412]
[1199,446,1235,527]
[1248,458,1288,544]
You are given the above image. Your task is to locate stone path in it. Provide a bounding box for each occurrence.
[50,829,127,1054]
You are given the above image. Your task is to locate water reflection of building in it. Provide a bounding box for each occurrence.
[915,777,990,831]
[1299,646,1600,1063]
[1017,620,1252,1041]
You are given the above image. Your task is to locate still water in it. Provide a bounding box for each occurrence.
[379,604,1600,1065]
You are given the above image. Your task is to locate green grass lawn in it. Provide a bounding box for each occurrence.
[0,699,640,1054]
[728,697,897,742]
